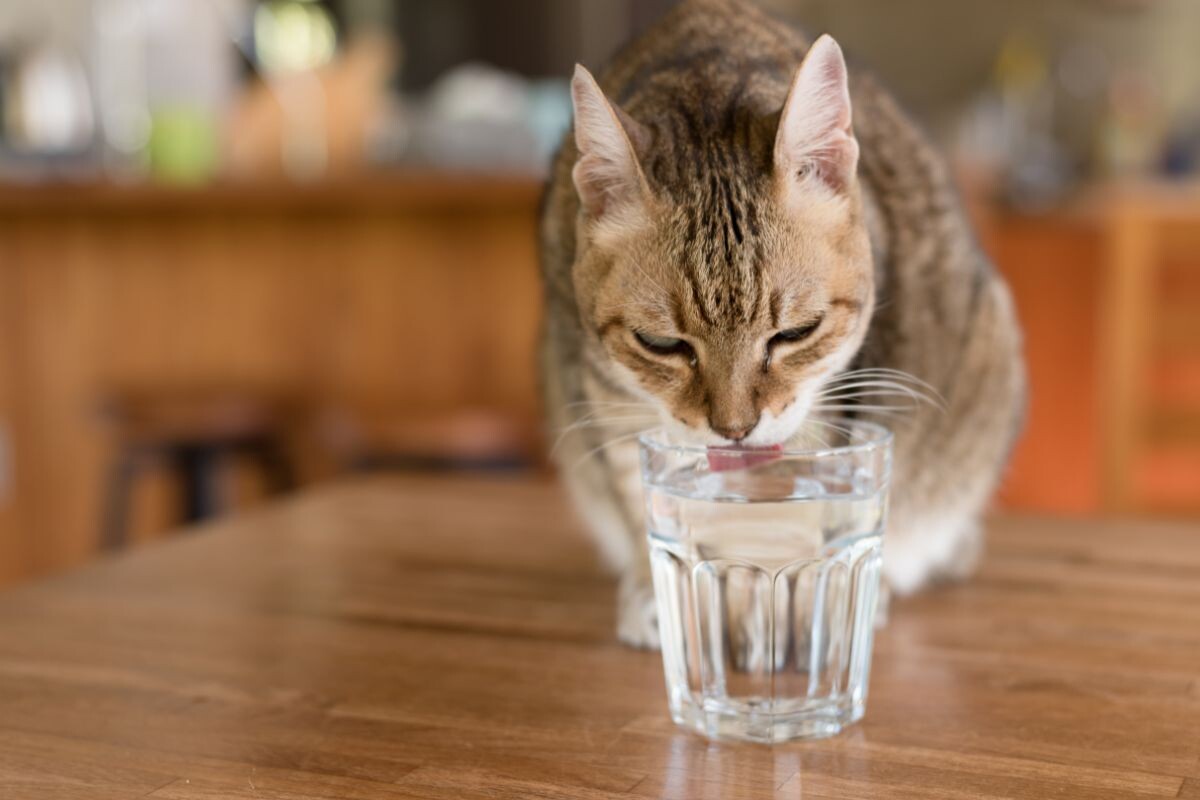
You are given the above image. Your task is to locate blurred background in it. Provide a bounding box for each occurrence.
[0,0,1197,587]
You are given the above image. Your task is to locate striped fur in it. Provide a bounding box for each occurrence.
[540,0,1026,647]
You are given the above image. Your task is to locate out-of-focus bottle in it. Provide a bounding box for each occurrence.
[1096,69,1166,179]
[93,0,151,179]
[94,0,239,184]
[3,44,95,157]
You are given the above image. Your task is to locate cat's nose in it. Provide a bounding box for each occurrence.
[711,419,757,443]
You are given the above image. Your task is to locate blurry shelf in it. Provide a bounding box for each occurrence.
[1070,180,1200,221]
[993,179,1200,226]
[0,172,544,216]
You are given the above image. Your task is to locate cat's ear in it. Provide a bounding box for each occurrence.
[571,65,650,218]
[774,35,859,195]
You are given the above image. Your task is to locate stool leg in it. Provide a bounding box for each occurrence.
[177,446,224,524]
[101,453,138,551]
[259,439,296,495]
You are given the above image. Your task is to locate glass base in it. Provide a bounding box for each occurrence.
[668,693,865,744]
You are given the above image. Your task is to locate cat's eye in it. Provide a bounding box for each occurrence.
[634,330,695,361]
[769,316,824,349]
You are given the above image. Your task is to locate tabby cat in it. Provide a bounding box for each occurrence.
[539,0,1025,647]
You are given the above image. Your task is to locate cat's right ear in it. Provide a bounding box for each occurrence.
[774,35,859,197]
[571,65,650,219]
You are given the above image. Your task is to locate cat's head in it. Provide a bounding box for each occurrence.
[570,35,874,447]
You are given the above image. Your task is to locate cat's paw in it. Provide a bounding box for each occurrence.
[874,581,891,629]
[617,573,660,650]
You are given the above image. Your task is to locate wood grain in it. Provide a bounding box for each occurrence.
[0,475,1196,799]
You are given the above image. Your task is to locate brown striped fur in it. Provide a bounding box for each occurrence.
[540,0,1025,646]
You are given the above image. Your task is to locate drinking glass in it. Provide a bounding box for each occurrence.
[639,420,892,743]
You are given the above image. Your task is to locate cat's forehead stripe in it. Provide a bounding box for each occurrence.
[671,154,766,330]
[629,64,786,331]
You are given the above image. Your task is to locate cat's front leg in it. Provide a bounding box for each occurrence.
[607,437,661,649]
[561,470,661,648]
[874,581,891,628]
[553,406,662,648]
[883,512,984,595]
[617,563,660,649]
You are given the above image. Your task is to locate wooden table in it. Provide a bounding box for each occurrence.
[1,476,1197,799]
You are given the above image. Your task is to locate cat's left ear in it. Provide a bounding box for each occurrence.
[774,35,859,195]
[571,65,651,219]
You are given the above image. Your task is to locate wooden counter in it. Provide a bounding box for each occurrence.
[0,174,543,214]
[0,175,545,585]
[0,475,1196,798]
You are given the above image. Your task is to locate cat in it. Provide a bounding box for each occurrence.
[539,0,1025,647]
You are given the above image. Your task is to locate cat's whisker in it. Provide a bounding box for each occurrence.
[825,371,926,385]
[814,401,911,411]
[556,410,658,427]
[815,396,921,410]
[551,414,659,453]
[799,417,853,447]
[827,368,945,405]
[812,394,929,413]
[563,404,656,419]
[811,403,907,416]
[805,415,857,431]
[564,400,654,409]
[827,368,938,393]
[798,417,857,441]
[569,427,655,471]
[554,414,658,433]
[819,377,925,391]
[816,387,926,402]
[819,382,923,393]
[817,377,945,410]
[566,407,655,423]
[815,393,928,411]
[791,427,821,449]
[833,366,930,381]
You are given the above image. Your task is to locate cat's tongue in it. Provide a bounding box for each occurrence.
[707,443,783,472]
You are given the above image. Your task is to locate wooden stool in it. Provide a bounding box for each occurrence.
[99,389,298,550]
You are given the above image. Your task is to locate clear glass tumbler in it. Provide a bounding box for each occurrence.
[639,420,892,743]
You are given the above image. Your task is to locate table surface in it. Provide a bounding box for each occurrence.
[1,476,1198,799]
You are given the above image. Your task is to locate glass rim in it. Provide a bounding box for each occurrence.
[638,418,893,459]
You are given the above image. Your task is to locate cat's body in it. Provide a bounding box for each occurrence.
[540,0,1025,646]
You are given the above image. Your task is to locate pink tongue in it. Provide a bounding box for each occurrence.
[707,443,783,472]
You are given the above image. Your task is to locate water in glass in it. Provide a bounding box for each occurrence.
[642,436,888,743]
